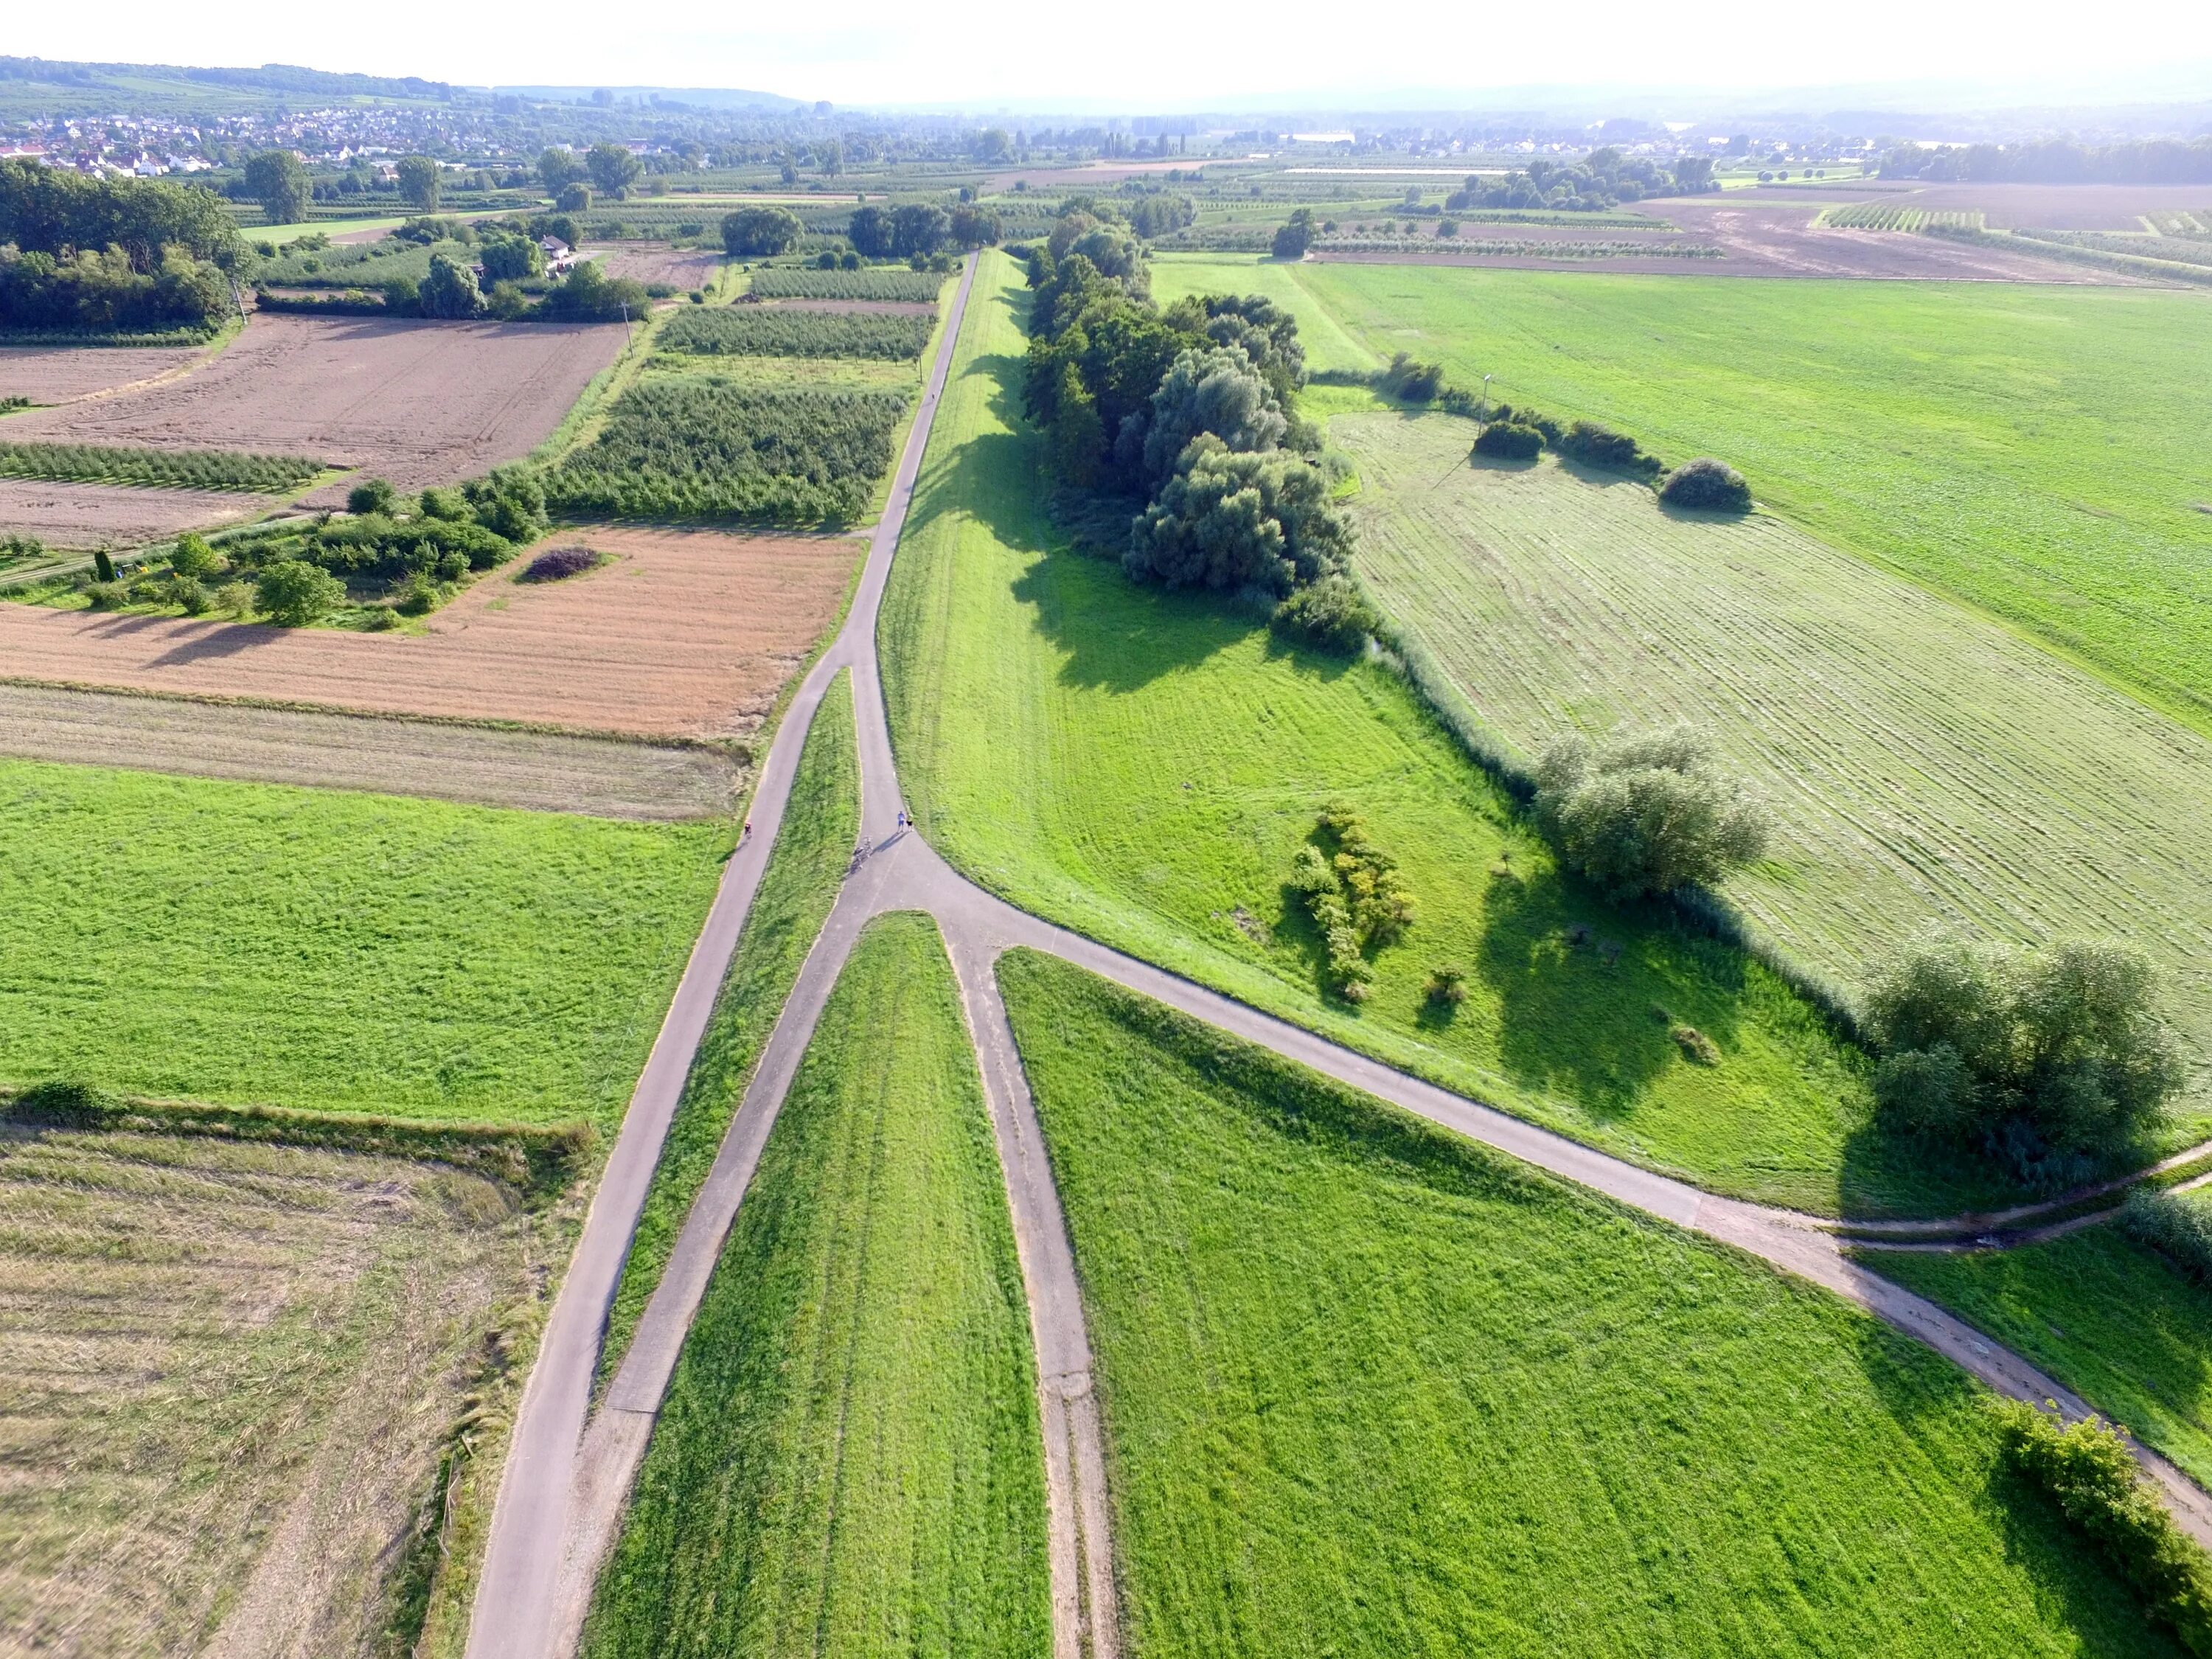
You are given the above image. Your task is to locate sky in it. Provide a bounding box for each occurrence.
[10,0,2212,112]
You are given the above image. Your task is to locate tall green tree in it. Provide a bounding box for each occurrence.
[395,156,442,211]
[586,143,642,198]
[538,147,586,196]
[242,150,310,227]
[721,206,802,258]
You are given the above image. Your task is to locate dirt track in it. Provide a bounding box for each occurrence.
[0,312,627,502]
[0,527,860,738]
[0,478,257,547]
[0,341,209,405]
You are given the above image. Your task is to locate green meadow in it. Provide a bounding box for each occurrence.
[583,913,1050,1659]
[0,758,723,1127]
[1152,255,2212,733]
[996,947,2184,1659]
[882,251,1996,1218]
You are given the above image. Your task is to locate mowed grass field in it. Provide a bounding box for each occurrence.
[882,251,1988,1218]
[1869,1217,2212,1490]
[0,759,724,1126]
[1335,419,2212,1116]
[1150,256,2212,733]
[995,949,2183,1659]
[0,1118,535,1655]
[599,672,860,1385]
[584,914,1050,1659]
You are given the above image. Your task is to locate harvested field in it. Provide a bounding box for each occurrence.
[0,476,257,547]
[0,683,744,819]
[585,243,724,290]
[0,1117,539,1658]
[0,341,209,406]
[0,313,626,504]
[0,526,859,740]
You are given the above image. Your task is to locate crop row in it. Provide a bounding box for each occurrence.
[0,440,322,493]
[658,307,934,359]
[1819,204,1983,231]
[2146,211,2211,237]
[2014,227,2212,269]
[745,266,947,302]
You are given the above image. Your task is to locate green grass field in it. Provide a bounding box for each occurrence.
[582,913,1050,1659]
[1332,419,2212,1116]
[0,759,723,1126]
[882,251,2001,1219]
[1869,1226,2212,1490]
[599,673,859,1385]
[995,947,2182,1659]
[1151,256,2212,733]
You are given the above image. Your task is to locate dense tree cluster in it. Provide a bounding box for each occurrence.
[1290,803,1416,1000]
[722,205,802,257]
[1534,723,1770,899]
[1447,149,1715,212]
[1865,933,2183,1185]
[242,150,310,226]
[1,159,237,332]
[1881,136,2212,184]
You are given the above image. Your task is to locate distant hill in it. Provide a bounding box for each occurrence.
[496,86,813,113]
[0,56,452,102]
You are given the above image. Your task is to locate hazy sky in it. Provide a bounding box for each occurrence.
[13,0,2212,110]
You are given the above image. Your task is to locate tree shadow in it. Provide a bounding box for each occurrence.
[1472,865,1746,1126]
[1009,551,1252,695]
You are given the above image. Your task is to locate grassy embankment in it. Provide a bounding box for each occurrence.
[597,671,859,1384]
[995,947,2185,1659]
[583,913,1050,1659]
[1150,257,2212,737]
[881,251,1978,1219]
[1870,1206,2212,1489]
[1318,417,2212,1121]
[0,757,723,1126]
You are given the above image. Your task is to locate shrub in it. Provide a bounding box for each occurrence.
[83,579,125,611]
[393,571,439,615]
[1671,1023,1722,1065]
[1992,1401,2212,1653]
[170,574,210,615]
[215,580,254,615]
[1488,402,1565,446]
[418,486,468,522]
[254,560,346,626]
[1865,933,2183,1184]
[1377,352,1445,402]
[1556,419,1662,478]
[520,546,602,582]
[462,466,549,546]
[1426,965,1469,1006]
[1288,803,1416,1000]
[1271,574,1379,654]
[1534,722,1770,899]
[1472,422,1543,460]
[1660,456,1753,512]
[348,477,398,517]
[2122,1189,2212,1286]
[170,532,219,580]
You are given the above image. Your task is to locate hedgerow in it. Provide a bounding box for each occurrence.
[0,440,321,493]
[543,381,908,525]
[745,266,945,302]
[2122,1189,2212,1286]
[659,306,934,360]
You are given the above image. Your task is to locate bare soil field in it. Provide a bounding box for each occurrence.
[0,476,260,548]
[0,683,744,819]
[1318,201,2148,282]
[586,243,724,290]
[0,1119,536,1658]
[0,527,858,740]
[0,341,210,406]
[0,313,626,504]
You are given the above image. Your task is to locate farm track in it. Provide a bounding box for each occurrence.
[469,256,2212,1659]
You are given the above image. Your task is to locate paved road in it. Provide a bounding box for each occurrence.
[470,251,2212,1659]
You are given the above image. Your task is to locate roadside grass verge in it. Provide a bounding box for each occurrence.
[1867,1226,2212,1490]
[881,251,1975,1219]
[0,757,724,1127]
[582,912,1049,1659]
[1150,257,2212,736]
[995,947,2186,1659]
[1334,420,2212,1119]
[597,671,859,1387]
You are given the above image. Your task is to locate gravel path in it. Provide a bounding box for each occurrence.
[468,250,2212,1659]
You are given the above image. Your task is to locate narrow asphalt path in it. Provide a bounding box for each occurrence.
[471,251,2212,1659]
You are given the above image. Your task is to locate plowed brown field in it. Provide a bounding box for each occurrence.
[0,312,626,504]
[0,527,858,739]
[0,478,258,547]
[0,341,209,405]
[589,243,725,290]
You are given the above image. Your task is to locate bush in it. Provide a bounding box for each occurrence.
[1271,574,1379,654]
[1556,419,1662,478]
[392,571,440,615]
[520,546,602,582]
[216,580,254,615]
[722,206,803,258]
[1660,456,1753,512]
[170,532,219,580]
[1126,439,1352,597]
[1377,352,1445,402]
[1426,965,1469,1006]
[1487,402,1565,446]
[170,574,211,615]
[348,477,398,517]
[1992,1401,2212,1653]
[83,579,125,611]
[1534,723,1770,900]
[1288,802,1416,999]
[1472,422,1543,460]
[1865,933,2183,1183]
[538,260,648,322]
[254,560,346,626]
[2121,1190,2212,1287]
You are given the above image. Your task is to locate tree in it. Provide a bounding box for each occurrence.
[170,532,219,580]
[1533,723,1770,899]
[479,233,543,282]
[417,252,484,319]
[538,147,586,196]
[812,139,844,176]
[968,128,1012,162]
[1272,207,1318,260]
[890,204,950,257]
[847,204,894,258]
[721,206,802,258]
[557,182,591,213]
[242,150,310,226]
[948,202,1001,249]
[1126,438,1351,596]
[347,477,397,515]
[586,143,642,198]
[1673,154,1717,192]
[1128,345,1287,487]
[395,156,442,211]
[254,560,344,626]
[1659,456,1752,512]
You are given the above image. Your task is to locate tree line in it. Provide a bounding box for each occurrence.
[1,159,239,332]
[1882,137,2212,185]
